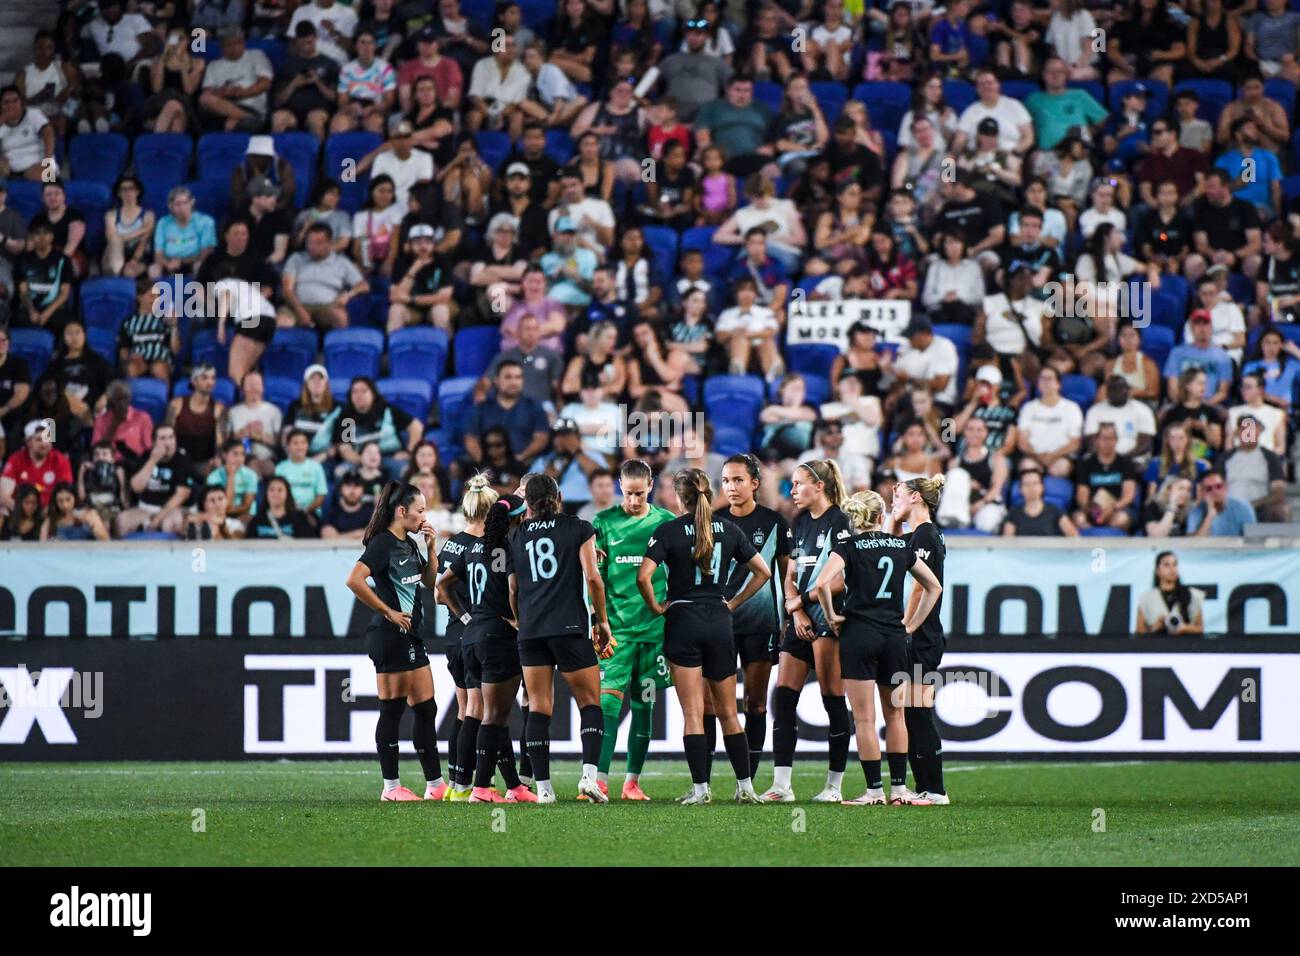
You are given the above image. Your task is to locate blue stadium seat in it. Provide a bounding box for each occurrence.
[133,133,194,195]
[703,374,764,434]
[681,225,717,251]
[4,180,42,222]
[347,291,388,329]
[786,343,840,380]
[129,376,170,423]
[65,181,112,255]
[1246,322,1300,354]
[1174,79,1233,124]
[80,276,136,333]
[437,376,479,438]
[1081,526,1128,537]
[324,131,382,213]
[933,322,972,381]
[324,327,385,382]
[1151,292,1185,332]
[329,378,351,403]
[769,374,830,406]
[185,178,230,226]
[1002,79,1042,102]
[1227,272,1254,305]
[378,377,434,422]
[712,425,753,457]
[273,131,320,210]
[517,0,555,30]
[879,129,897,167]
[86,326,117,364]
[1264,77,1296,123]
[1009,476,1074,510]
[474,130,512,172]
[1067,79,1106,108]
[69,132,129,187]
[173,375,237,408]
[681,374,699,405]
[544,129,574,164]
[1061,373,1098,409]
[389,326,449,382]
[9,328,56,382]
[261,328,318,382]
[702,242,736,279]
[943,79,977,113]
[1109,79,1169,120]
[453,326,502,378]
[190,328,230,375]
[852,81,911,133]
[641,225,679,277]
[246,36,287,71]
[124,531,180,540]
[1156,273,1190,307]
[753,80,784,114]
[262,375,300,414]
[1284,173,1300,202]
[1140,324,1176,369]
[197,132,251,184]
[809,81,847,123]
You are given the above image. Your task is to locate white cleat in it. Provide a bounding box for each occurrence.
[675,787,694,804]
[734,785,762,804]
[760,785,796,803]
[680,785,712,806]
[577,776,608,803]
[917,791,950,805]
[811,785,843,803]
[842,788,887,805]
[535,790,557,804]
[890,787,934,805]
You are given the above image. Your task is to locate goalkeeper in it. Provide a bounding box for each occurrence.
[589,458,676,801]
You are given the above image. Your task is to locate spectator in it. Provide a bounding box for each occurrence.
[1084,374,1157,458]
[280,222,369,331]
[1221,414,1290,521]
[1,482,42,540]
[946,415,1009,533]
[233,135,297,212]
[465,360,550,464]
[270,22,339,138]
[501,266,567,353]
[928,0,976,78]
[1258,224,1300,324]
[1135,180,1193,276]
[1245,0,1300,85]
[1215,116,1282,222]
[694,144,738,226]
[165,364,226,474]
[467,424,529,496]
[955,68,1034,157]
[1186,469,1256,535]
[576,466,616,522]
[481,312,563,410]
[898,74,959,153]
[1241,326,1300,410]
[0,327,30,442]
[658,19,731,122]
[331,29,396,135]
[241,180,292,271]
[694,75,774,178]
[1165,311,1235,405]
[863,229,918,302]
[274,429,328,515]
[386,223,454,333]
[976,261,1046,385]
[143,26,204,135]
[199,26,273,133]
[288,0,358,66]
[1137,120,1208,210]
[397,28,463,114]
[225,372,281,478]
[519,40,588,130]
[0,182,29,322]
[466,31,530,137]
[804,417,871,492]
[561,319,622,402]
[1144,421,1211,501]
[1189,169,1262,282]
[330,375,423,472]
[114,423,194,537]
[1015,365,1084,477]
[1229,372,1287,455]
[86,0,156,66]
[559,373,623,459]
[1,419,72,513]
[532,417,606,513]
[891,315,960,410]
[320,470,370,538]
[399,440,453,504]
[645,135,698,231]
[78,440,128,528]
[886,420,943,484]
[935,172,1007,271]
[809,180,873,276]
[245,475,316,538]
[1136,551,1206,633]
[15,221,76,334]
[666,287,714,376]
[759,374,817,462]
[207,437,261,524]
[571,76,648,185]
[540,216,600,308]
[715,276,782,381]
[1071,422,1138,532]
[150,186,217,281]
[184,485,244,540]
[1185,0,1241,85]
[48,318,112,418]
[1143,473,1195,537]
[549,167,615,258]
[91,379,153,469]
[626,320,690,414]
[1106,0,1185,88]
[17,30,81,140]
[31,181,87,278]
[1002,466,1078,536]
[0,86,54,181]
[102,174,154,279]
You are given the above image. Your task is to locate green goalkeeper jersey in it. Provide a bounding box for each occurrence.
[593,503,676,643]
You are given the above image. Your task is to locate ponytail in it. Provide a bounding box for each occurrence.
[363,480,422,544]
[674,468,715,573]
[798,459,847,507]
[525,473,561,517]
[484,493,525,550]
[841,490,885,532]
[460,472,499,522]
[903,473,946,515]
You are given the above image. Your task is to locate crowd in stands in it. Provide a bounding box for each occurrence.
[2,0,1300,543]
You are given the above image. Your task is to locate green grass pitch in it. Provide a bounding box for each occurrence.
[4,761,1298,866]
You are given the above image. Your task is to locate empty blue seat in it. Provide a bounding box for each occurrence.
[1265,77,1296,123]
[324,131,382,213]
[1081,526,1128,537]
[185,178,230,226]
[703,374,765,433]
[389,326,449,382]
[9,328,56,381]
[1067,79,1106,107]
[474,130,512,172]
[86,326,118,364]
[263,374,300,414]
[4,180,41,222]
[246,36,287,70]
[324,327,385,382]
[197,132,251,184]
[810,81,847,123]
[544,129,574,164]
[80,276,136,333]
[65,181,112,255]
[273,131,320,210]
[132,133,194,195]
[786,343,840,381]
[190,328,230,375]
[943,79,977,113]
[453,326,502,378]
[752,80,784,114]
[681,225,717,251]
[712,425,753,457]
[1141,324,1176,369]
[69,132,130,187]
[641,225,679,278]
[1061,373,1098,409]
[1151,292,1185,332]
[1002,79,1042,102]
[129,376,170,423]
[437,376,479,438]
[378,377,434,422]
[261,327,318,382]
[852,80,911,132]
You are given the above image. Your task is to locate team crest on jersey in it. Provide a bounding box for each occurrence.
[753,530,765,547]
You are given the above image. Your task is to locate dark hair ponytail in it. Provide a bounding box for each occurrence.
[363,480,422,544]
[525,473,561,517]
[484,493,524,549]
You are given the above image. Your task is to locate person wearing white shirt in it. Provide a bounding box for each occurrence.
[1228,372,1287,455]
[548,167,615,257]
[1015,366,1084,476]
[978,263,1048,360]
[288,0,359,65]
[361,120,434,209]
[807,426,873,492]
[954,69,1034,155]
[1185,274,1247,365]
[892,316,960,407]
[466,36,531,136]
[715,277,783,380]
[85,0,155,64]
[560,382,624,459]
[1083,375,1157,458]
[0,90,52,180]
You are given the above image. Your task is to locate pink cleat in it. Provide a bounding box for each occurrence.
[424,782,450,801]
[469,786,506,803]
[381,786,422,802]
[505,785,539,803]
[577,780,609,801]
[621,780,651,801]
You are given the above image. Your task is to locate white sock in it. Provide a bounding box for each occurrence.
[826,770,844,789]
[383,778,401,793]
[625,773,638,784]
[597,771,608,784]
[693,782,709,797]
[582,762,598,780]
[736,777,753,792]
[537,779,555,798]
[772,766,792,790]
[424,776,444,791]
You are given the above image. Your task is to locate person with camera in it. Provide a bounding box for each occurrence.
[531,418,606,515]
[1136,551,1205,635]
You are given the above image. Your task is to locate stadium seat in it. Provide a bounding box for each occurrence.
[1140,324,1176,369]
[329,378,351,403]
[324,327,385,382]
[173,375,237,408]
[324,131,382,213]
[378,377,434,423]
[1061,373,1098,409]
[753,80,784,114]
[681,374,699,406]
[9,328,56,382]
[786,343,840,381]
[347,291,388,329]
[80,277,136,334]
[1174,79,1233,124]
[517,0,555,31]
[681,225,717,251]
[65,181,112,255]
[544,129,574,164]
[853,81,911,132]
[1227,272,1254,305]
[124,531,180,540]
[1002,79,1042,102]
[1284,173,1300,203]
[934,323,972,385]
[190,328,230,375]
[768,374,830,407]
[1264,77,1296,123]
[261,328,319,382]
[1109,79,1169,120]
[3,179,41,222]
[1246,322,1300,354]
[453,326,502,378]
[132,133,194,195]
[129,376,170,423]
[641,225,679,277]
[1066,79,1106,108]
[703,374,764,435]
[388,326,450,382]
[809,81,847,123]
[1080,526,1128,537]
[68,132,129,187]
[262,375,300,414]
[474,130,512,172]
[1156,273,1190,307]
[437,376,479,438]
[197,132,251,184]
[712,424,753,457]
[943,79,977,113]
[1009,477,1074,510]
[879,129,897,167]
[272,131,320,210]
[1151,292,1185,333]
[86,326,118,364]
[185,178,230,227]
[246,36,287,70]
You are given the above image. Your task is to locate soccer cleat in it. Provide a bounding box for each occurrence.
[680,785,712,806]
[760,785,796,803]
[424,782,450,801]
[381,786,422,802]
[675,786,694,804]
[734,785,762,804]
[577,776,609,803]
[811,785,843,803]
[469,787,506,803]
[621,780,650,801]
[536,790,557,804]
[505,785,539,803]
[889,787,934,806]
[447,787,474,802]
[917,791,951,805]
[842,789,887,805]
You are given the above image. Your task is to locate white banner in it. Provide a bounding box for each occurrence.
[785,298,912,348]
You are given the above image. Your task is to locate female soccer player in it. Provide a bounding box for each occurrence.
[816,491,942,806]
[638,468,772,805]
[763,459,853,803]
[891,474,950,803]
[345,481,446,801]
[717,453,791,781]
[438,485,538,803]
[508,474,614,803]
[592,459,676,801]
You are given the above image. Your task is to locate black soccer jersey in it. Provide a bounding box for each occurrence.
[437,531,477,642]
[645,513,758,604]
[461,537,515,627]
[508,512,595,639]
[717,503,790,635]
[789,506,852,631]
[905,522,946,641]
[831,530,913,631]
[359,530,427,636]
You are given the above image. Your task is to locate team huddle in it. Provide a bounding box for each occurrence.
[346,455,950,807]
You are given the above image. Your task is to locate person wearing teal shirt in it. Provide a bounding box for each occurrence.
[275,429,329,514]
[1025,57,1109,151]
[207,439,261,520]
[539,217,598,307]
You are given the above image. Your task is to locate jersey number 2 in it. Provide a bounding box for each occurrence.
[875,556,894,600]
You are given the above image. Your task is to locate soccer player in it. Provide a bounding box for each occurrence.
[591,459,676,801]
[717,453,791,783]
[763,459,853,803]
[816,491,942,806]
[345,481,446,802]
[508,474,614,803]
[891,475,950,804]
[638,468,772,805]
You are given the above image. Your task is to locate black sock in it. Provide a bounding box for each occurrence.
[745,710,767,778]
[525,711,551,783]
[861,758,882,790]
[823,694,850,773]
[578,704,604,767]
[772,686,799,769]
[886,752,908,788]
[457,716,481,789]
[472,720,498,789]
[702,713,717,780]
[518,706,533,779]
[409,698,441,783]
[447,715,462,788]
[377,698,405,780]
[907,706,945,795]
[495,725,522,789]
[722,731,751,781]
[683,733,709,784]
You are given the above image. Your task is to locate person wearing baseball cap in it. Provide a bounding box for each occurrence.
[492,153,552,258]
[1,418,72,512]
[388,222,454,333]
[541,214,598,307]
[534,417,606,514]
[363,118,433,210]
